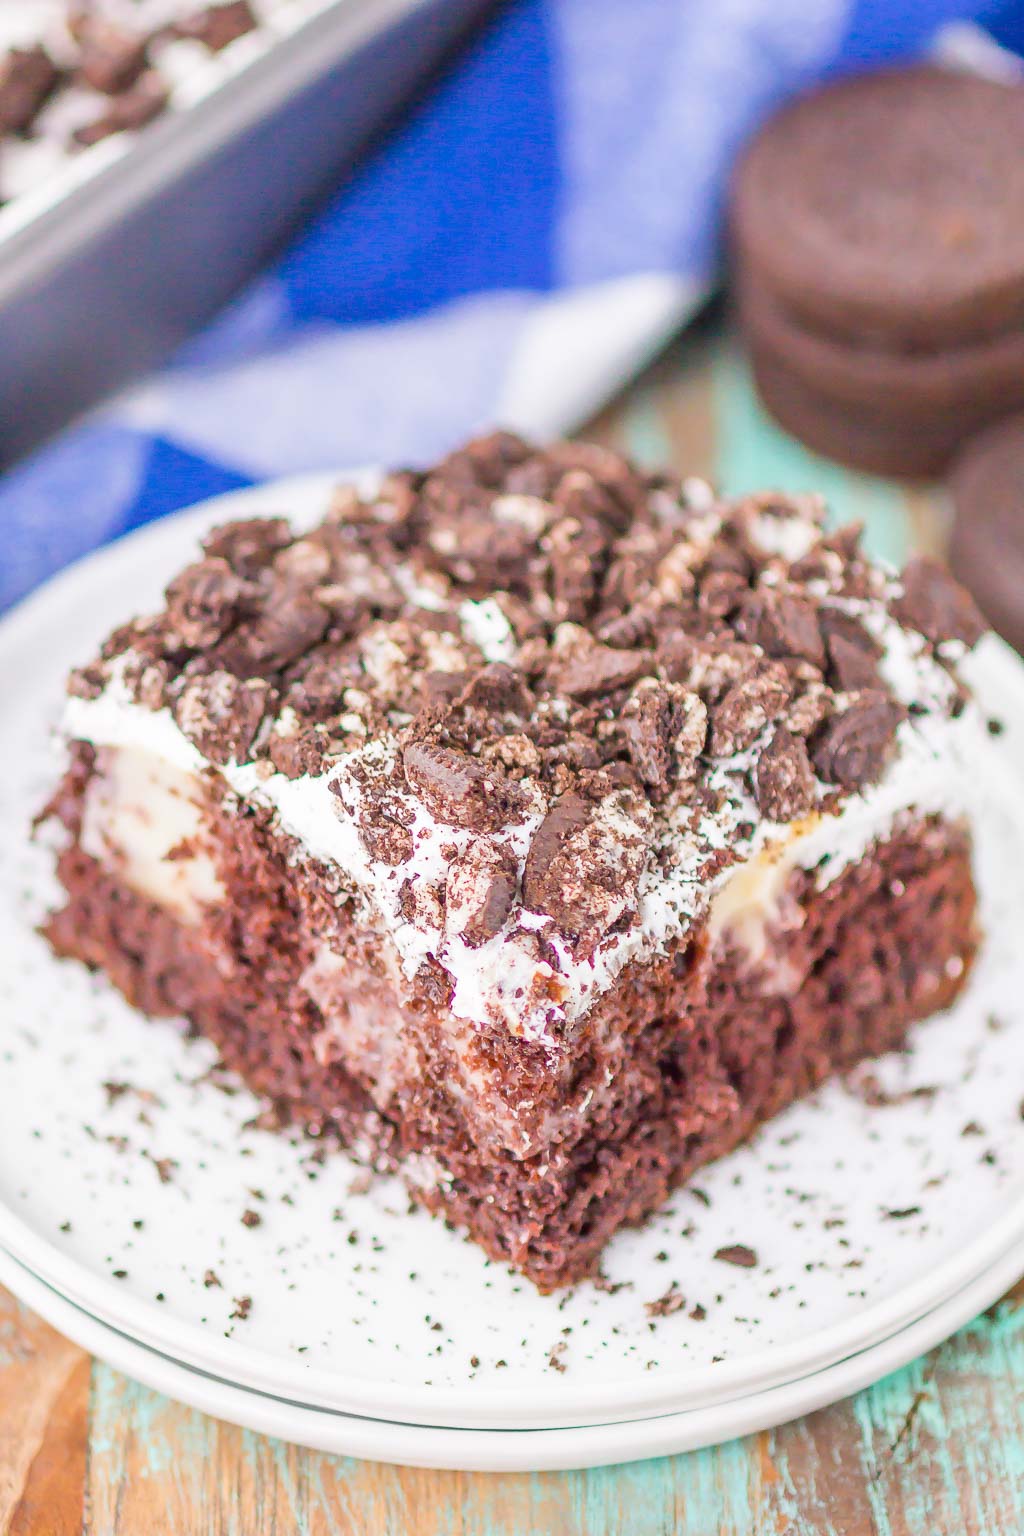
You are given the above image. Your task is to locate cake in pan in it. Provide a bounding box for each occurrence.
[1,1,291,204]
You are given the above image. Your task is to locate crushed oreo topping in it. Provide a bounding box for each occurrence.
[819,608,883,693]
[811,692,904,791]
[175,2,257,52]
[0,1,269,179]
[403,741,528,832]
[0,46,60,134]
[173,670,270,767]
[622,679,707,800]
[69,432,987,1024]
[73,70,168,145]
[445,842,519,948]
[709,663,791,757]
[892,557,987,650]
[72,15,148,94]
[754,726,815,823]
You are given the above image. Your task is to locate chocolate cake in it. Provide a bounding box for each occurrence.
[41,433,992,1289]
[0,2,268,203]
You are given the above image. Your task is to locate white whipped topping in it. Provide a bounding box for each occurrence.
[457,598,518,664]
[62,599,1006,1042]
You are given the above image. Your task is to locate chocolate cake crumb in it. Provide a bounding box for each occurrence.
[853,1075,938,1108]
[547,1341,568,1372]
[645,1283,686,1317]
[243,1100,292,1134]
[230,1295,252,1320]
[714,1244,758,1268]
[592,1273,633,1295]
[241,1208,262,1228]
[146,1154,177,1185]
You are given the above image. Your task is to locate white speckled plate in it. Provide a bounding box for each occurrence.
[2,481,1024,1432]
[1,1236,1022,1470]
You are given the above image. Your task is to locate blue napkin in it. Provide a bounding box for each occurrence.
[2,0,1020,613]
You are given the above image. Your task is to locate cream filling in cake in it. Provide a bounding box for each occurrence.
[79,746,224,923]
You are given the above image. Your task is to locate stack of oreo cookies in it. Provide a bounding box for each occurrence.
[731,65,1024,479]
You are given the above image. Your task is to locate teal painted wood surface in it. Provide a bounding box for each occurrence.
[2,324,1021,1535]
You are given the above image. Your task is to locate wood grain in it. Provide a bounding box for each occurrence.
[0,1290,88,1536]
[0,325,1016,1536]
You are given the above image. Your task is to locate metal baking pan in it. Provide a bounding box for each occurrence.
[0,0,494,466]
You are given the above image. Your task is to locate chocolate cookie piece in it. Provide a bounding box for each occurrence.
[72,18,148,95]
[175,2,257,52]
[73,72,168,147]
[739,268,1024,425]
[0,45,60,134]
[733,66,1024,350]
[949,413,1024,655]
[749,349,971,479]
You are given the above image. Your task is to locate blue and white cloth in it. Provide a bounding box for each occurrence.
[3,0,1022,613]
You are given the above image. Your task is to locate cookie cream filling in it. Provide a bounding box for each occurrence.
[61,619,1006,1045]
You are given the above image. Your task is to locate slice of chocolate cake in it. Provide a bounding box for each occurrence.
[41,433,991,1290]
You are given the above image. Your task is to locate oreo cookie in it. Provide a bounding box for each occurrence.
[732,65,1024,478]
[733,66,1024,350]
[749,351,972,479]
[740,269,1024,424]
[949,414,1024,655]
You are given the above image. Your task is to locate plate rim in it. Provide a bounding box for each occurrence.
[4,477,1024,1430]
[0,1235,1021,1471]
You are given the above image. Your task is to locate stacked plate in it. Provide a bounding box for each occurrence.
[1,486,1023,1472]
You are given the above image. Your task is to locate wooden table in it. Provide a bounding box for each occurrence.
[4,322,1023,1535]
